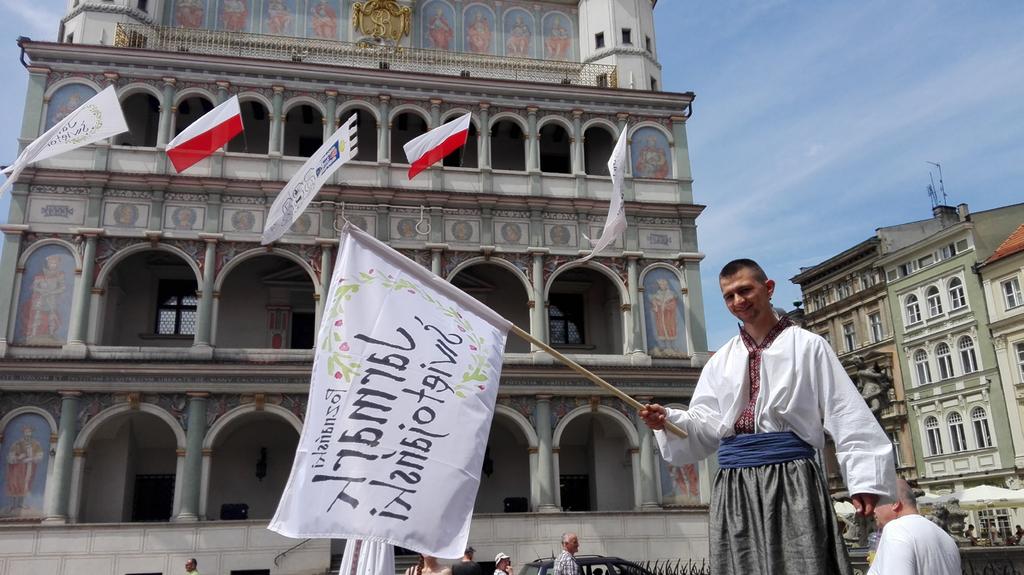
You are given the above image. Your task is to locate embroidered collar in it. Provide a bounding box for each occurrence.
[739,315,793,353]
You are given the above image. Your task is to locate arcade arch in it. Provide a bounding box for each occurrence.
[450,262,531,353]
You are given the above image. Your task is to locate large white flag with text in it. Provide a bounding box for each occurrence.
[1,85,127,196]
[261,113,358,245]
[269,224,510,559]
[578,124,628,262]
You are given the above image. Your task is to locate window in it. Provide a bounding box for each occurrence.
[956,238,969,252]
[65,33,74,44]
[621,28,632,45]
[889,432,902,467]
[918,255,934,268]
[155,280,198,336]
[936,343,954,380]
[548,294,584,346]
[595,32,605,49]
[914,349,932,386]
[948,277,966,309]
[959,336,978,373]
[887,269,898,282]
[843,322,856,352]
[972,406,993,448]
[596,73,609,88]
[1003,277,1022,309]
[650,77,658,92]
[1017,342,1024,382]
[924,416,943,455]
[948,412,967,452]
[645,35,652,52]
[939,241,959,260]
[137,0,148,11]
[926,286,943,317]
[905,294,921,325]
[819,331,831,346]
[837,282,852,299]
[898,263,912,277]
[978,508,1012,540]
[869,312,884,343]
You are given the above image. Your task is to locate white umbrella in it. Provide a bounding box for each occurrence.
[955,485,1024,509]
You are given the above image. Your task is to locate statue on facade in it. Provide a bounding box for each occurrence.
[848,355,891,418]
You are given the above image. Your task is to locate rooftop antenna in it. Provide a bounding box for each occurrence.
[926,161,947,206]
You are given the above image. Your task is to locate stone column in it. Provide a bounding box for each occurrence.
[43,391,81,523]
[529,249,547,350]
[626,253,644,354]
[20,66,49,143]
[670,115,692,181]
[325,90,338,140]
[157,77,177,147]
[478,103,491,170]
[215,81,230,105]
[193,234,221,351]
[64,229,103,354]
[176,392,208,521]
[681,258,709,353]
[526,106,539,173]
[0,224,29,357]
[269,85,285,156]
[535,395,559,512]
[378,95,391,162]
[429,245,444,276]
[429,98,443,189]
[571,109,584,175]
[618,113,634,202]
[634,399,661,509]
[316,239,339,338]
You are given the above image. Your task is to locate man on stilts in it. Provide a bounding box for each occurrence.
[641,259,896,574]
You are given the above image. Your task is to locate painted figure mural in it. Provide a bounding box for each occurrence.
[174,0,207,28]
[631,127,672,179]
[0,414,50,518]
[263,0,294,35]
[504,10,533,58]
[543,13,572,61]
[643,268,686,358]
[219,0,250,32]
[464,5,494,54]
[14,245,74,346]
[308,0,339,39]
[659,459,701,506]
[423,2,455,50]
[45,84,97,130]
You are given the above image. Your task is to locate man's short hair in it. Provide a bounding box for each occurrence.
[561,532,576,545]
[720,259,767,282]
[894,479,918,508]
[188,558,198,566]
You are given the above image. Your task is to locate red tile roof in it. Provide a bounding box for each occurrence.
[986,224,1024,265]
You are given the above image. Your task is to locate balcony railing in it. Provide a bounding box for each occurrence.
[113,23,618,88]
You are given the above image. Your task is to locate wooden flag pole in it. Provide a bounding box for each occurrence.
[508,324,687,438]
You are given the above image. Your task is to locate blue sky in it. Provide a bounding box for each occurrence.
[1,1,1022,350]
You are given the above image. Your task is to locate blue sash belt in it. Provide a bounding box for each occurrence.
[717,431,814,469]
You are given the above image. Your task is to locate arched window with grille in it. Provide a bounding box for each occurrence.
[947,412,967,452]
[972,406,993,448]
[914,349,932,386]
[936,342,954,380]
[905,294,921,325]
[948,277,967,310]
[924,416,943,456]
[959,336,979,373]
[926,286,943,317]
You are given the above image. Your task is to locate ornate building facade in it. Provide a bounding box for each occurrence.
[0,1,711,573]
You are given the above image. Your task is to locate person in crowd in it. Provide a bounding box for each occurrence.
[552,532,580,575]
[868,478,961,574]
[405,555,452,575]
[184,558,200,575]
[452,546,481,575]
[493,552,512,574]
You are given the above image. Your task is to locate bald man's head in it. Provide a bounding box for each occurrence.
[874,478,919,528]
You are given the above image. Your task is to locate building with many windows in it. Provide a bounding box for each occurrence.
[0,1,712,573]
[878,203,1024,493]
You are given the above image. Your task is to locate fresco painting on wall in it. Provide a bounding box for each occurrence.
[13,244,75,347]
[659,458,701,506]
[631,127,672,179]
[0,413,51,519]
[308,0,340,39]
[219,0,251,32]
[263,0,296,36]
[542,12,572,61]
[464,4,495,55]
[421,1,456,50]
[503,8,534,58]
[174,0,207,28]
[44,84,98,131]
[643,267,687,358]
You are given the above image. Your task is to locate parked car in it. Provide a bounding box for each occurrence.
[517,555,654,575]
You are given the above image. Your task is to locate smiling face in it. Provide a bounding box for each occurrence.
[719,267,775,326]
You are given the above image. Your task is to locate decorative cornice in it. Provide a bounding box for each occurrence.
[61,3,155,26]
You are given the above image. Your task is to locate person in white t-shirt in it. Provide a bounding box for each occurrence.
[868,479,961,575]
[493,552,512,575]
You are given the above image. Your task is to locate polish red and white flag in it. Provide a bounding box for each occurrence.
[402,112,472,179]
[166,95,243,173]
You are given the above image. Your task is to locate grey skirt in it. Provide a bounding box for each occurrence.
[710,457,851,575]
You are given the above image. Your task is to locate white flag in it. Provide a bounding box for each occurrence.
[261,113,358,245]
[337,539,395,575]
[578,124,629,262]
[269,224,511,559]
[1,85,128,196]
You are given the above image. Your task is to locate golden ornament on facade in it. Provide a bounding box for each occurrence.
[352,0,412,43]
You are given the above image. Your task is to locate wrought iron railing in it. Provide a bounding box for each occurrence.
[113,23,617,88]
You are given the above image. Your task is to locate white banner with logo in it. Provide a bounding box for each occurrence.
[269,225,510,559]
[261,113,358,245]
